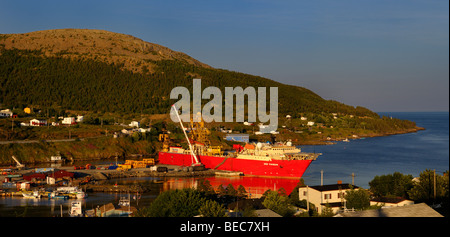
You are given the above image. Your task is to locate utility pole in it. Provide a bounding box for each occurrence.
[306,186,309,213]
[321,170,323,186]
[351,173,355,186]
[434,169,436,200]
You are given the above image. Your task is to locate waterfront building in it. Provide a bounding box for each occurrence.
[298,182,358,214]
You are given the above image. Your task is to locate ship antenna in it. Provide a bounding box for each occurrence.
[171,105,201,166]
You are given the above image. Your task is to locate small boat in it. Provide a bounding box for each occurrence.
[118,195,130,207]
[343,138,350,142]
[22,191,41,199]
[56,186,81,193]
[75,191,87,199]
[49,191,69,199]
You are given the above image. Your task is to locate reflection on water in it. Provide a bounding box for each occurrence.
[103,175,302,199]
[0,175,301,217]
[160,176,301,198]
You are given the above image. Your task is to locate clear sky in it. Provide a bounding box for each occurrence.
[1,0,448,112]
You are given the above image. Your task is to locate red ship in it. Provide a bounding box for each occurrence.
[158,143,319,178]
[158,105,320,178]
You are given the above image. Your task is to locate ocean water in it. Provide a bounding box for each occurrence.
[300,112,449,188]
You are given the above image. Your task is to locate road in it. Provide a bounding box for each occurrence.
[0,138,84,145]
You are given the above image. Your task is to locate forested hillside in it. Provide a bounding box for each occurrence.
[0,29,422,165]
[0,46,377,118]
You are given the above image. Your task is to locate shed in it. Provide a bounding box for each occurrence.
[23,172,47,181]
[46,170,74,179]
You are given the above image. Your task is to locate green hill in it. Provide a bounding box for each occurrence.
[0,29,423,165]
[0,29,376,118]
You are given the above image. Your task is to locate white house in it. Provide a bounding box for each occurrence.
[138,128,151,133]
[76,115,84,123]
[298,182,359,214]
[62,117,76,125]
[300,117,307,121]
[0,109,13,118]
[30,119,47,126]
[307,121,315,126]
[129,121,140,127]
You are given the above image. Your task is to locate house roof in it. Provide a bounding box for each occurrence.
[371,196,410,204]
[335,203,443,217]
[304,183,359,192]
[320,202,344,208]
[254,209,282,217]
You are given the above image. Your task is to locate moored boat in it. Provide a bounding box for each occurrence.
[22,190,41,199]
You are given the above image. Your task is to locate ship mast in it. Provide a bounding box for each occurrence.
[171,105,201,166]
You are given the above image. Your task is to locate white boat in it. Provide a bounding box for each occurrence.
[343,138,350,142]
[75,191,87,199]
[49,191,69,199]
[118,195,130,207]
[57,186,81,193]
[22,191,41,199]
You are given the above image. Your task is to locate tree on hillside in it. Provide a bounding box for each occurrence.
[226,184,237,196]
[345,187,370,210]
[369,172,414,198]
[262,190,294,217]
[217,184,227,196]
[138,188,206,217]
[408,169,448,203]
[237,185,248,198]
[198,200,227,217]
[197,179,215,195]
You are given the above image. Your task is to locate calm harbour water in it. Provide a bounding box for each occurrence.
[301,112,449,188]
[0,112,448,217]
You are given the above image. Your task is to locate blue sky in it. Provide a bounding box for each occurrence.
[1,0,448,112]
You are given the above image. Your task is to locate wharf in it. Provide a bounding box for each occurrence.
[58,165,217,179]
[1,164,220,196]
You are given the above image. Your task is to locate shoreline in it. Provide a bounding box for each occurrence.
[293,126,425,146]
[0,126,425,166]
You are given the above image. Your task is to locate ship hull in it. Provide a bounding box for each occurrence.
[158,152,313,178]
